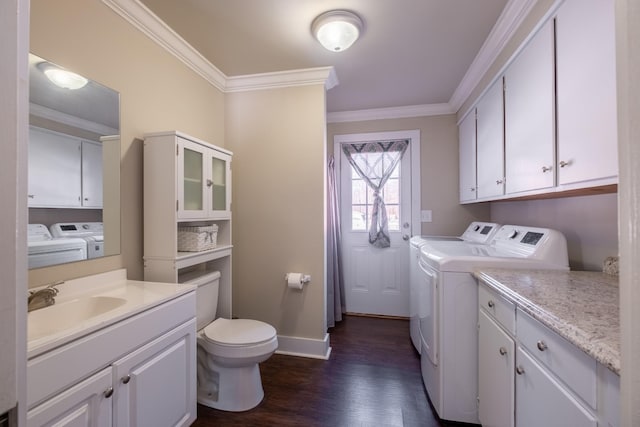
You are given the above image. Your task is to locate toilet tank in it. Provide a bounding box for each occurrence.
[181,270,220,330]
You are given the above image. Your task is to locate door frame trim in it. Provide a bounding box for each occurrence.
[333,129,421,237]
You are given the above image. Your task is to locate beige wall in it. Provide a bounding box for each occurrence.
[29,0,225,285]
[225,85,327,340]
[328,115,490,236]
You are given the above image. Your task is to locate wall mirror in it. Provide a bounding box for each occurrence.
[28,53,121,269]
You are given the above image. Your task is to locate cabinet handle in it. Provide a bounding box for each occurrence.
[121,374,131,384]
[206,179,213,187]
[496,179,504,185]
[536,340,548,351]
[559,160,570,168]
[28,194,34,199]
[470,188,476,192]
[104,387,114,398]
[516,366,525,375]
[499,347,507,356]
[487,300,495,308]
[541,166,552,173]
[84,197,89,201]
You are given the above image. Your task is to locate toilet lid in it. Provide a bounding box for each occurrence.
[203,318,276,346]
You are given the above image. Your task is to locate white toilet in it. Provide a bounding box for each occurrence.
[185,270,278,412]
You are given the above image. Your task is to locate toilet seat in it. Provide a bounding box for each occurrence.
[203,318,276,346]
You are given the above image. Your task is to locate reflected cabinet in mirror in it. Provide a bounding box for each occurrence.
[28,53,121,269]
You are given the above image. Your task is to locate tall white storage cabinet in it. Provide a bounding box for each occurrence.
[143,131,233,318]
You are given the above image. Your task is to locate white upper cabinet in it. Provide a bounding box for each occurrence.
[459,110,477,202]
[504,20,555,195]
[177,136,232,220]
[555,0,618,188]
[81,141,104,208]
[476,77,505,199]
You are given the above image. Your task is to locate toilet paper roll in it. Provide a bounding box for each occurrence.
[286,273,304,290]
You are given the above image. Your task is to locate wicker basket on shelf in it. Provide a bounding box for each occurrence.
[177,224,218,252]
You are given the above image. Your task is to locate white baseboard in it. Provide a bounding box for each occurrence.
[275,333,331,360]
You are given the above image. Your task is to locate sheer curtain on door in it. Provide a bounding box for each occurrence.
[342,140,408,248]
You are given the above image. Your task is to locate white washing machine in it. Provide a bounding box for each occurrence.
[27,224,88,269]
[50,222,104,259]
[409,221,500,353]
[417,225,569,424]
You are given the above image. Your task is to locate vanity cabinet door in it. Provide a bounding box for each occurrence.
[113,319,196,427]
[26,367,112,427]
[478,309,515,427]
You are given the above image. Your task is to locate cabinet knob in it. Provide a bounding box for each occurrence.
[559,160,570,168]
[28,194,35,199]
[536,340,548,351]
[496,179,504,185]
[84,197,89,201]
[121,374,131,384]
[104,387,114,398]
[487,300,495,308]
[516,366,525,375]
[206,179,213,187]
[541,166,552,173]
[470,188,475,192]
[499,347,507,356]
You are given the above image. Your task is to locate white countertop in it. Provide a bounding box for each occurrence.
[474,268,620,375]
[27,269,195,358]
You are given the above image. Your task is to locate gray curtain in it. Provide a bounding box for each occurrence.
[327,155,344,328]
[342,140,408,248]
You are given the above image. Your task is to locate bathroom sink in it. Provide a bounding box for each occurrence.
[28,296,127,342]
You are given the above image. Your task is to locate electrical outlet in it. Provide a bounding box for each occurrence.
[421,210,432,222]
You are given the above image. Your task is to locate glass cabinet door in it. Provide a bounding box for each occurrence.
[208,149,231,218]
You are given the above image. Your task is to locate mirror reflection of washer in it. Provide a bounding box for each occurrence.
[50,222,104,259]
[27,224,87,269]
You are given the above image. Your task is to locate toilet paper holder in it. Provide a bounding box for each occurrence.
[284,273,311,289]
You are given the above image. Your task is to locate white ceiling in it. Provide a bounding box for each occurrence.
[139,0,510,114]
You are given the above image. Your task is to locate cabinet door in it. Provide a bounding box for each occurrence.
[476,78,505,198]
[208,149,232,218]
[177,137,208,219]
[504,20,555,195]
[113,319,196,427]
[81,141,103,208]
[478,310,514,427]
[459,110,477,202]
[555,0,617,186]
[516,347,597,427]
[27,367,112,427]
[28,127,82,207]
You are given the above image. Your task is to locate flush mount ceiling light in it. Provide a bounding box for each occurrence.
[38,62,88,90]
[312,10,363,52]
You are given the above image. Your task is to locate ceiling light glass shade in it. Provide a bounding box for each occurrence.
[312,10,363,52]
[41,65,88,90]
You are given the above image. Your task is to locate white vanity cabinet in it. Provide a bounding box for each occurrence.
[26,291,197,427]
[504,19,555,195]
[476,78,505,199]
[143,131,233,319]
[458,109,477,202]
[27,367,113,427]
[478,283,515,427]
[555,0,618,189]
[28,126,103,208]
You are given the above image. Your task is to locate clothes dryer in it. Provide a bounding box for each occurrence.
[27,224,87,269]
[409,221,500,352]
[417,225,568,424]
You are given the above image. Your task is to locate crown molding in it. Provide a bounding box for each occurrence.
[327,103,453,123]
[449,0,537,112]
[100,0,337,93]
[226,66,338,93]
[30,103,119,136]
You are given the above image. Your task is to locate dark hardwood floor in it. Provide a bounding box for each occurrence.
[192,315,452,427]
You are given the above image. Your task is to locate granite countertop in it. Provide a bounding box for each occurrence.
[474,268,620,375]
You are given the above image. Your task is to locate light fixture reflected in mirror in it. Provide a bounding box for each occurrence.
[38,61,88,90]
[312,10,363,52]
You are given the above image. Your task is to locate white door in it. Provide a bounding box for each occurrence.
[335,130,420,317]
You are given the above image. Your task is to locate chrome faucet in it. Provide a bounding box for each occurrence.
[28,281,62,312]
